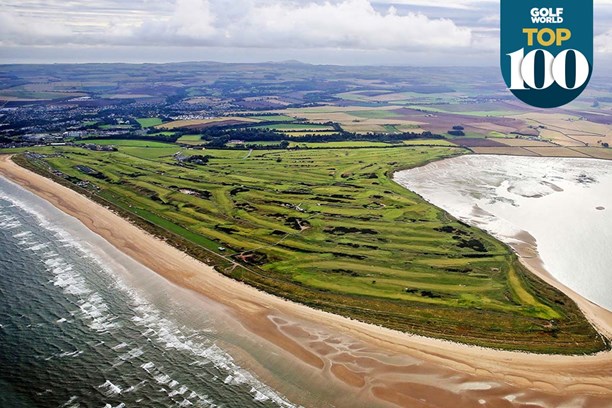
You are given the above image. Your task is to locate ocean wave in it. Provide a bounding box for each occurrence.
[113,347,144,367]
[41,251,121,332]
[60,395,79,408]
[98,379,122,396]
[112,342,128,351]
[13,230,33,238]
[91,255,296,407]
[0,216,21,229]
[141,362,217,406]
[1,181,297,407]
[26,242,50,252]
[123,380,147,394]
[2,192,122,334]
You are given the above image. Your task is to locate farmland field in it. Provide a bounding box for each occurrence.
[495,138,556,147]
[288,141,398,148]
[16,145,606,354]
[571,147,612,160]
[158,117,261,130]
[100,124,132,130]
[402,139,456,146]
[245,115,296,122]
[469,147,540,156]
[250,123,335,132]
[177,135,206,145]
[136,118,163,128]
[278,131,341,137]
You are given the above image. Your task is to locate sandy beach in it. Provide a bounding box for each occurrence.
[1,154,611,408]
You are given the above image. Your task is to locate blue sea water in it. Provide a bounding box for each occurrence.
[0,177,296,408]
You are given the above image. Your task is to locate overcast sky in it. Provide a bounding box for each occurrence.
[0,0,611,66]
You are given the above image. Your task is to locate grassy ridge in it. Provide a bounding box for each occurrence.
[15,147,608,354]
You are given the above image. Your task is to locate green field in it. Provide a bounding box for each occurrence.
[281,131,340,137]
[245,115,296,122]
[137,118,163,128]
[246,141,288,146]
[350,110,403,120]
[402,139,456,146]
[177,135,206,145]
[289,141,398,148]
[250,123,335,132]
[75,139,175,148]
[100,124,132,130]
[16,146,607,354]
[405,105,519,118]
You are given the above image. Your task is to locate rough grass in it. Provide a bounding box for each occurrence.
[16,147,608,354]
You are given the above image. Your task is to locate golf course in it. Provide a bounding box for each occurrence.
[13,143,607,354]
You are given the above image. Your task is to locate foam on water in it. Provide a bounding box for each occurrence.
[98,380,122,397]
[0,178,297,407]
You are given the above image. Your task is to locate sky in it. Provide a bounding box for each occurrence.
[0,0,611,66]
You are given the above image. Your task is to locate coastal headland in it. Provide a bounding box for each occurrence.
[2,154,611,408]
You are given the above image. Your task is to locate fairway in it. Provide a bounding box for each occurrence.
[17,146,606,354]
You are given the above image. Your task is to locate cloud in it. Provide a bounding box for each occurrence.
[370,0,493,10]
[595,29,612,53]
[0,11,73,46]
[0,0,472,50]
[132,0,217,44]
[1,0,611,65]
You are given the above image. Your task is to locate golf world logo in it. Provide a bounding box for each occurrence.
[501,0,593,108]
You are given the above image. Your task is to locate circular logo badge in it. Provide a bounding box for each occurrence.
[500,1,593,108]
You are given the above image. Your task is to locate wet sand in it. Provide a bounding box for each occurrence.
[1,155,611,408]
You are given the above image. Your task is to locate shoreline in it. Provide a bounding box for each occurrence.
[393,154,612,340]
[510,235,612,340]
[1,154,611,407]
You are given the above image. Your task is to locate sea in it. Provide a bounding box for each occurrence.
[0,176,298,408]
[395,155,612,312]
